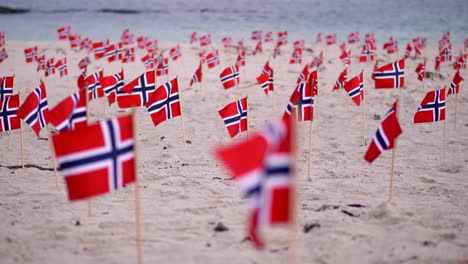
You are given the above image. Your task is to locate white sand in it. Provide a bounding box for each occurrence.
[0,40,467,263]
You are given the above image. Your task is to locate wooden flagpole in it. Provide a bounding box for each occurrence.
[454,92,458,130]
[8,131,12,151]
[85,81,92,216]
[316,76,320,134]
[388,97,400,202]
[444,109,447,161]
[131,108,143,264]
[176,77,187,148]
[47,125,59,191]
[288,108,299,264]
[246,96,249,139]
[307,116,313,182]
[362,70,366,146]
[19,92,25,168]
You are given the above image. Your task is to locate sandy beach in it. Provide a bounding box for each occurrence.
[0,40,467,263]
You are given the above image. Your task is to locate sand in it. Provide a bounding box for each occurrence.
[0,40,467,264]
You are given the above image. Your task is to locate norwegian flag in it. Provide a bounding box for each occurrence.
[308,70,318,96]
[145,78,181,128]
[137,35,148,49]
[101,69,124,105]
[92,41,107,60]
[146,40,158,54]
[49,89,87,132]
[283,82,314,121]
[198,50,206,63]
[344,71,364,106]
[237,39,245,52]
[289,48,302,64]
[122,47,135,63]
[365,101,402,163]
[218,97,248,138]
[118,70,156,109]
[440,46,452,62]
[141,54,155,70]
[316,32,322,44]
[414,88,446,123]
[69,34,81,49]
[339,49,350,67]
[0,32,5,47]
[222,37,232,48]
[80,38,93,52]
[297,65,309,84]
[206,50,220,68]
[454,53,467,70]
[200,34,212,47]
[121,28,134,45]
[253,41,262,55]
[273,44,281,59]
[190,62,202,87]
[190,32,198,44]
[359,43,375,62]
[265,32,274,42]
[257,71,271,95]
[170,45,182,61]
[251,30,263,40]
[448,71,463,96]
[36,55,45,72]
[412,37,421,49]
[365,33,375,45]
[57,26,71,40]
[277,31,288,46]
[214,118,291,249]
[105,43,123,63]
[77,71,87,90]
[24,46,38,63]
[404,43,412,59]
[84,70,104,100]
[413,45,422,59]
[374,60,405,89]
[326,34,336,45]
[333,68,347,91]
[383,38,398,54]
[415,61,426,82]
[78,57,91,72]
[55,57,68,77]
[156,57,169,76]
[0,75,14,100]
[45,58,55,77]
[52,114,135,201]
[261,61,274,93]
[0,94,20,132]
[434,56,441,72]
[348,32,360,44]
[237,51,246,67]
[294,40,305,50]
[309,50,323,69]
[339,42,346,53]
[220,64,240,90]
[15,83,50,137]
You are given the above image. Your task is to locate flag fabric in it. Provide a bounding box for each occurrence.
[294,40,305,50]
[24,46,38,63]
[190,62,202,87]
[206,50,220,68]
[0,48,7,63]
[371,60,379,80]
[77,71,87,90]
[49,89,87,132]
[289,48,302,64]
[339,50,350,67]
[374,60,405,89]
[146,40,158,54]
[156,57,169,76]
[364,101,402,163]
[141,54,155,70]
[273,44,281,59]
[262,61,274,93]
[105,43,122,62]
[454,53,466,70]
[309,51,323,69]
[222,37,232,48]
[118,70,156,109]
[296,65,309,84]
[440,46,452,62]
[137,36,148,49]
[101,69,124,105]
[36,55,46,72]
[0,75,14,100]
[214,118,291,249]
[80,38,93,52]
[220,64,240,90]
[122,47,135,63]
[316,32,322,44]
[237,39,245,52]
[359,43,375,62]
[344,71,364,106]
[0,32,4,47]
[277,31,288,46]
[265,32,274,42]
[283,82,314,121]
[15,83,50,137]
[435,56,441,72]
[170,45,182,61]
[348,32,360,43]
[236,53,245,67]
[383,38,398,54]
[0,94,20,132]
[121,28,134,45]
[78,57,91,72]
[414,88,446,123]
[198,50,206,63]
[253,41,262,55]
[339,42,346,53]
[69,34,81,49]
[92,41,107,60]
[52,114,135,201]
[251,30,262,40]
[448,71,463,95]
[84,70,104,100]
[326,34,336,45]
[404,43,412,59]
[257,72,271,95]
[365,33,375,45]
[200,34,212,46]
[308,70,318,96]
[413,45,421,59]
[57,26,71,40]
[333,68,347,91]
[55,57,68,77]
[218,97,248,138]
[145,78,181,127]
[45,58,55,77]
[190,32,198,44]
[415,61,425,82]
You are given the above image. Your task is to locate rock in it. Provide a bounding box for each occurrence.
[341,210,358,217]
[373,114,381,120]
[75,220,81,226]
[186,140,192,144]
[303,223,320,233]
[163,146,167,150]
[214,222,228,232]
[160,136,165,140]
[347,204,365,208]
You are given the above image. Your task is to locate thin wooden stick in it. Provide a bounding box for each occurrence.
[388,139,397,202]
[84,82,92,216]
[307,118,313,182]
[177,77,187,148]
[47,125,59,191]
[362,70,366,146]
[288,108,299,264]
[8,131,12,151]
[19,93,25,168]
[454,93,458,130]
[444,113,447,161]
[246,96,249,139]
[132,109,143,264]
[316,89,320,133]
